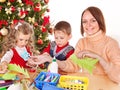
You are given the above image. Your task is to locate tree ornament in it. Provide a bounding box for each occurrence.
[0,0,51,52]
[0,0,6,3]
[0,27,8,36]
[34,22,38,27]
[28,17,35,23]
[34,3,41,12]
[49,28,53,34]
[47,9,50,12]
[37,39,43,45]
[5,8,12,14]
[44,0,49,4]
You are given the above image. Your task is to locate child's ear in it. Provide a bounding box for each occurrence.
[68,34,72,40]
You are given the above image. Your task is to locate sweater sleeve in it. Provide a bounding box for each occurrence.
[59,39,83,73]
[60,57,80,73]
[103,39,120,84]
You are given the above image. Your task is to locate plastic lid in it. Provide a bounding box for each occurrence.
[52,57,56,62]
[53,59,56,62]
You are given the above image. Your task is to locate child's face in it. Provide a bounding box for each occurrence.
[16,32,31,48]
[54,30,71,47]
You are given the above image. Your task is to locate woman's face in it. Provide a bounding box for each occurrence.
[16,32,30,48]
[82,10,100,36]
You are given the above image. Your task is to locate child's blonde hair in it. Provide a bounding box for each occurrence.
[1,21,35,56]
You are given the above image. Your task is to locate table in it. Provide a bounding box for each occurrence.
[13,67,119,90]
[28,68,120,90]
[67,72,120,90]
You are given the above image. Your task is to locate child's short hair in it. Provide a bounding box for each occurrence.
[54,21,72,35]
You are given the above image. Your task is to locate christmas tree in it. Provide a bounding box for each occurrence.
[0,0,52,53]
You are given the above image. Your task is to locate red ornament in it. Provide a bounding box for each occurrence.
[37,39,43,45]
[9,0,15,2]
[11,6,16,12]
[47,9,50,12]
[0,6,2,10]
[34,22,38,27]
[44,0,49,4]
[0,32,2,36]
[36,3,41,7]
[34,7,41,12]
[41,26,47,32]
[42,16,50,26]
[49,28,53,34]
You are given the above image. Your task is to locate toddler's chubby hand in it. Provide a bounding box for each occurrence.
[0,61,8,73]
[30,53,53,65]
[26,58,36,67]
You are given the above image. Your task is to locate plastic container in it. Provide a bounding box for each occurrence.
[59,75,89,90]
[42,83,65,90]
[34,71,60,90]
[49,57,58,73]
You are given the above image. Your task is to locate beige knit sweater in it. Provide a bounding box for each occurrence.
[60,31,120,84]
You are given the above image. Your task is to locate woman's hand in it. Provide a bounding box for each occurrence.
[77,50,107,67]
[77,50,100,59]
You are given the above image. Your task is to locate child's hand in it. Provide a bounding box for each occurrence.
[0,61,8,73]
[26,58,36,67]
[30,54,52,65]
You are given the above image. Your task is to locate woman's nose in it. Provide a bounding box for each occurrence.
[86,22,92,27]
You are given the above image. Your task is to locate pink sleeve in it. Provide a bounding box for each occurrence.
[103,40,120,84]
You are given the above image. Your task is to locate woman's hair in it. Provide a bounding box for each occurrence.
[54,21,72,35]
[80,6,106,36]
[1,21,35,55]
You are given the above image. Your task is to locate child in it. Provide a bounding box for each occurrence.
[0,21,35,73]
[39,21,75,69]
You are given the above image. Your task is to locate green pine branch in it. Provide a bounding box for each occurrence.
[8,64,30,78]
[70,54,98,74]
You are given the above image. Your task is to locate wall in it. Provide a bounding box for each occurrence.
[48,0,120,47]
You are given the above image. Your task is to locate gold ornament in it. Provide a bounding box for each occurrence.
[5,8,12,14]
[0,27,8,36]
[28,17,35,23]
[0,0,6,3]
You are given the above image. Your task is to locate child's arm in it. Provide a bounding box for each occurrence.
[26,58,37,67]
[30,53,52,65]
[0,61,8,73]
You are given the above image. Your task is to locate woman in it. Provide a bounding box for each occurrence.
[31,6,120,84]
